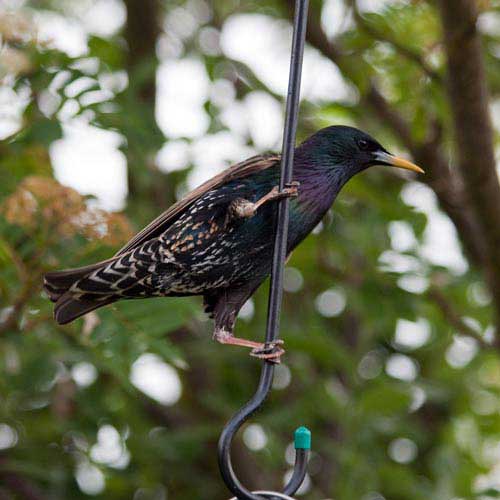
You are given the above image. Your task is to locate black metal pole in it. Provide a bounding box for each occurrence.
[217,1,310,498]
[264,0,308,349]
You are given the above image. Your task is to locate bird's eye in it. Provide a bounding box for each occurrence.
[358,139,370,151]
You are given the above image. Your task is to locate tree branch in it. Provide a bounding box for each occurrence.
[364,84,489,268]
[287,0,489,269]
[123,0,161,103]
[350,0,442,83]
[436,0,500,328]
[428,287,490,349]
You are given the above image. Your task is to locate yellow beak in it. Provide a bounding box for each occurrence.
[375,151,425,174]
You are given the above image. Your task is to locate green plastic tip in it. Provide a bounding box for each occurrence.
[294,426,311,450]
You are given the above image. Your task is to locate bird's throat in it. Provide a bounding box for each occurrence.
[293,164,343,215]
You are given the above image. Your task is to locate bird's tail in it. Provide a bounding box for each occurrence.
[43,259,118,325]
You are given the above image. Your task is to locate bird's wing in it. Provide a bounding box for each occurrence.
[115,153,281,256]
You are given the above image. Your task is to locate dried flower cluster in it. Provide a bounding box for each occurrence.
[0,11,33,78]
[0,11,34,45]
[2,176,134,246]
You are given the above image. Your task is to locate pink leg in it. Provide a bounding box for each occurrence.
[213,329,285,363]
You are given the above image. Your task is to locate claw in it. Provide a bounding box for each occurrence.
[282,181,300,198]
[250,340,285,364]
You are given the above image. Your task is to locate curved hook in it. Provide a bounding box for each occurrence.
[217,0,310,498]
[218,364,311,500]
[229,492,301,500]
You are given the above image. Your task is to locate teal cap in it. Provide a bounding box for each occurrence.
[294,426,311,450]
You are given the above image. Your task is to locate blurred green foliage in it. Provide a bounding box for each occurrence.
[1,0,500,499]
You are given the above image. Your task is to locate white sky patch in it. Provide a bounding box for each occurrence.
[401,181,436,212]
[409,386,426,412]
[130,353,182,406]
[187,131,255,189]
[357,0,397,13]
[34,11,88,57]
[156,58,210,138]
[71,361,98,388]
[285,442,296,465]
[90,424,130,469]
[238,298,255,321]
[397,274,429,294]
[272,364,292,390]
[220,14,355,103]
[388,220,417,252]
[98,70,128,94]
[0,83,30,139]
[39,90,61,117]
[164,6,199,41]
[491,99,500,133]
[421,210,468,274]
[0,424,18,450]
[80,0,126,37]
[378,250,422,274]
[394,318,431,350]
[75,461,105,496]
[283,267,304,293]
[469,282,492,307]
[446,335,479,369]
[478,11,500,36]
[321,0,355,38]
[64,76,98,98]
[475,464,500,494]
[220,101,249,137]
[401,182,468,275]
[243,424,268,451]
[386,353,419,382]
[57,98,80,121]
[156,140,191,173]
[244,91,283,150]
[210,78,236,108]
[358,350,383,380]
[32,0,125,56]
[315,288,346,317]
[50,119,128,211]
[388,437,418,464]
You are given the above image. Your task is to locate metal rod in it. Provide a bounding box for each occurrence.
[283,449,308,497]
[265,0,308,347]
[217,1,310,499]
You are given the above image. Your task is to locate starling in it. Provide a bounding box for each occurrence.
[44,126,424,362]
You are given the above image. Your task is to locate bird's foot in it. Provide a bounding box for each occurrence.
[213,329,285,363]
[252,182,300,211]
[213,328,234,343]
[250,339,285,364]
[213,328,264,349]
[231,199,258,219]
[230,182,301,221]
[266,182,300,202]
[282,181,300,198]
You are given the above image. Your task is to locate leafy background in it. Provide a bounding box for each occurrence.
[1,0,500,499]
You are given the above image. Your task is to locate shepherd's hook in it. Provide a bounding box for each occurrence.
[217,0,311,499]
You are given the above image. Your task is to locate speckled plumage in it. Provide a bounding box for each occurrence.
[44,126,421,358]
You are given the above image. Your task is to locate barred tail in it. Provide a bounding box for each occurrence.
[43,259,117,325]
[53,293,117,325]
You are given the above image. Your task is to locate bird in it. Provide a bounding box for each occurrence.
[43,125,424,362]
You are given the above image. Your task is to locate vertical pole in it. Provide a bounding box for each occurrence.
[217,1,310,498]
[265,0,309,346]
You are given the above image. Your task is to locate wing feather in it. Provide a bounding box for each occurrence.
[115,153,280,256]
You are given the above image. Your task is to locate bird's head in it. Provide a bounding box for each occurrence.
[298,125,424,179]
